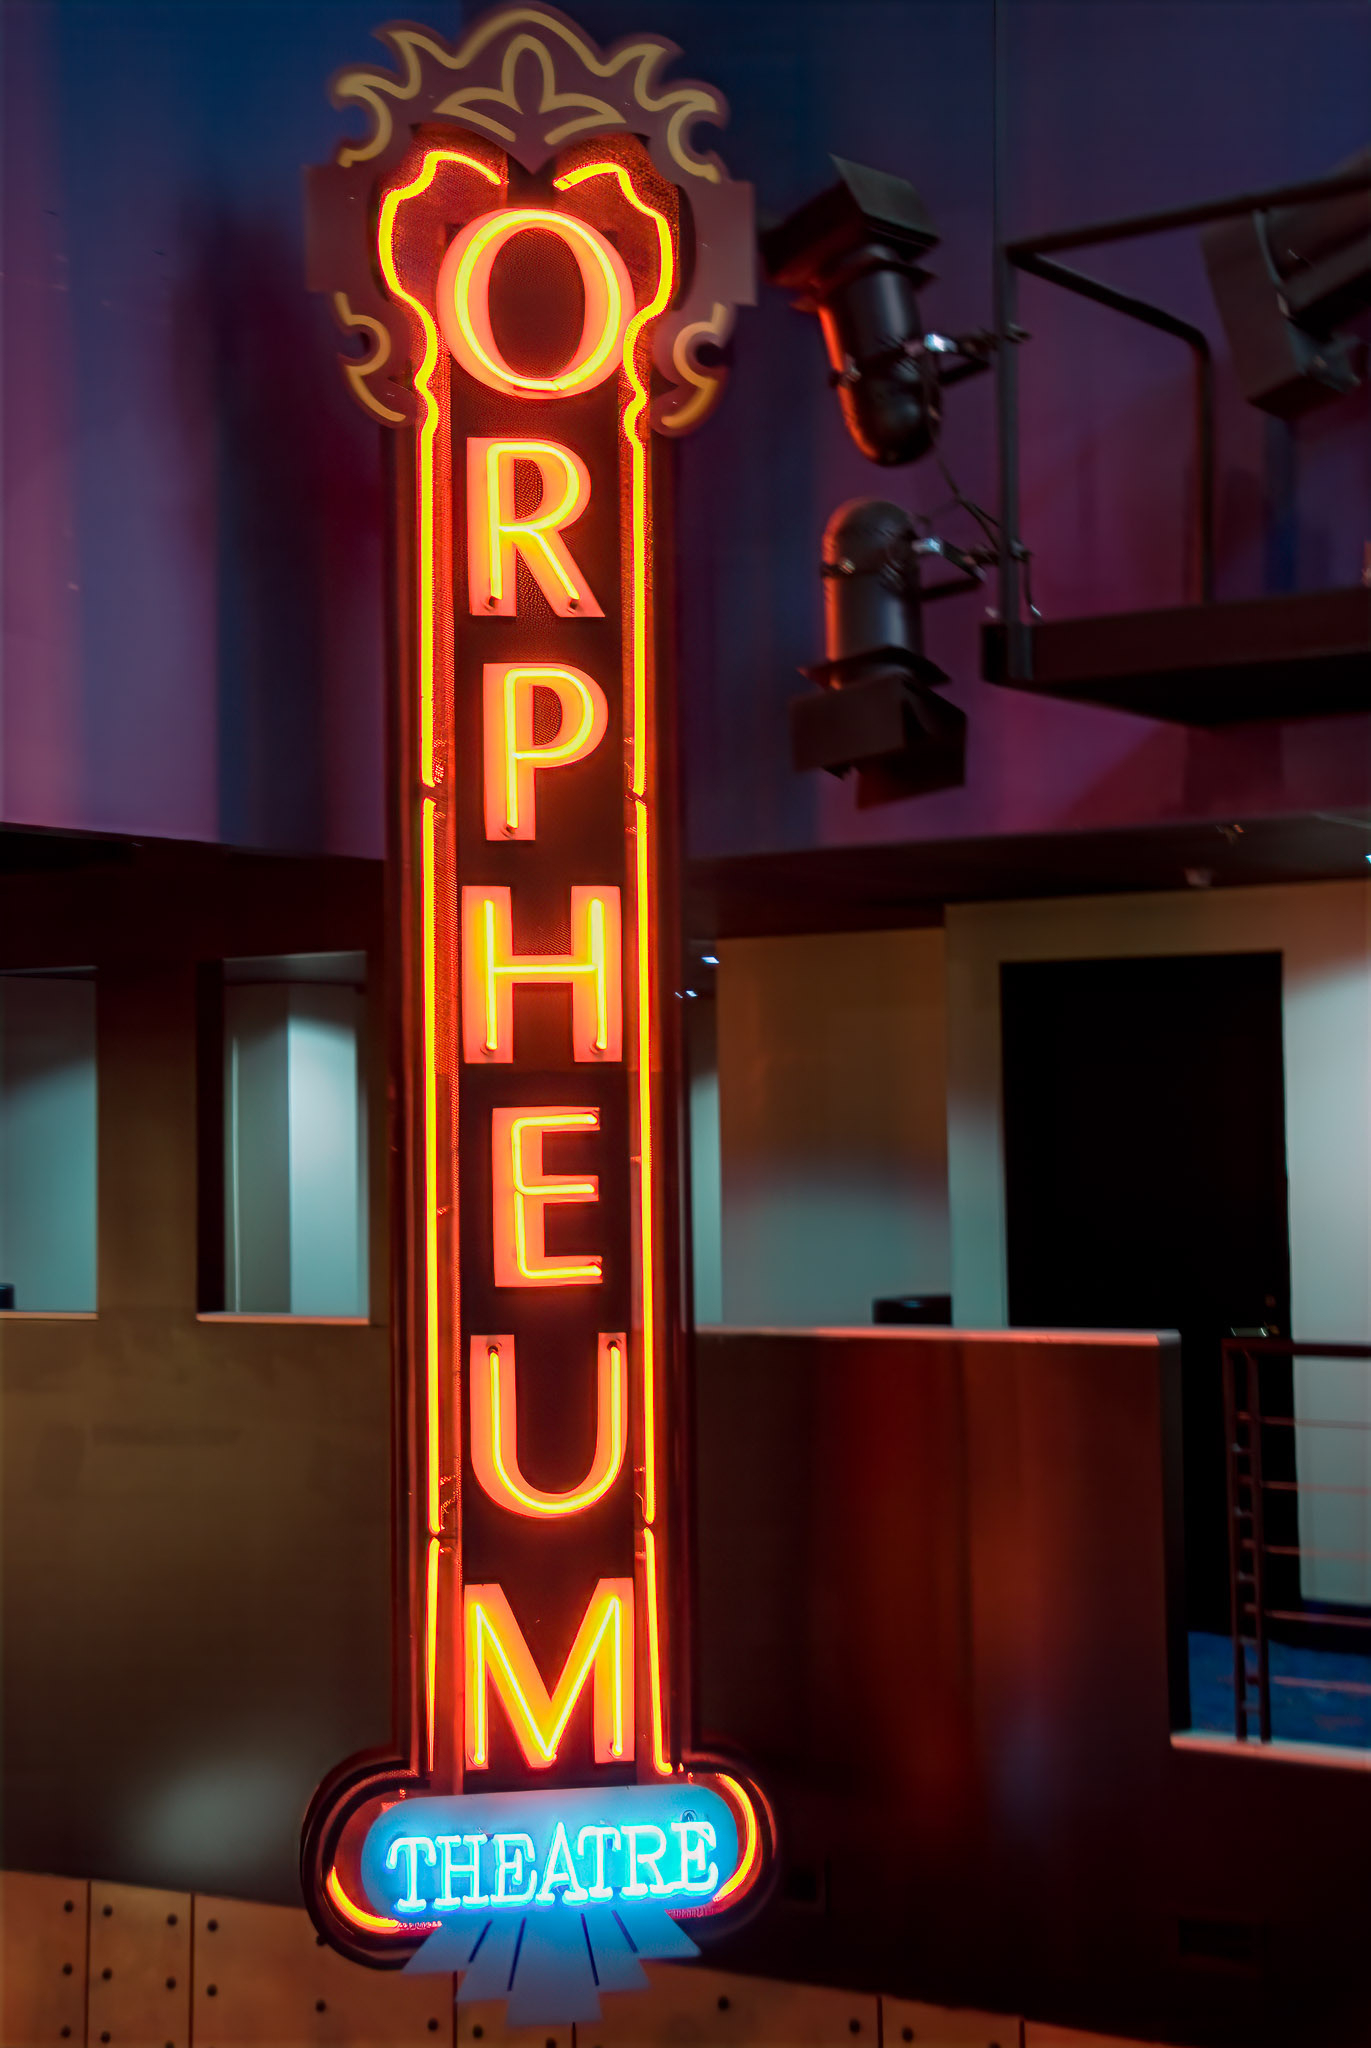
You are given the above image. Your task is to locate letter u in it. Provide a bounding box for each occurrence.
[469,1333,626,1517]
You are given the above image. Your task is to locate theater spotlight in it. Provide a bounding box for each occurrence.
[765,158,1000,801]
[1202,150,1371,418]
[761,157,994,465]
[791,499,978,804]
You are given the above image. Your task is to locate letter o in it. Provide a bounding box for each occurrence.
[438,208,634,397]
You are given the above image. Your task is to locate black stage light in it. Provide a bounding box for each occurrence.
[761,157,994,466]
[765,158,998,800]
[1202,150,1371,417]
[791,499,969,805]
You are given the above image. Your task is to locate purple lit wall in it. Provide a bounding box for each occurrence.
[1,0,396,854]
[667,0,1371,858]
[2,1,1367,860]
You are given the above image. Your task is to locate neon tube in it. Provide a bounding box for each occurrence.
[470,1334,626,1516]
[326,1864,437,1936]
[555,160,676,1780]
[438,208,633,396]
[465,1580,633,1768]
[377,149,500,786]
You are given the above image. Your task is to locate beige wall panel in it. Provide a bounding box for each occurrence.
[717,928,950,1327]
[882,1998,1021,2046]
[586,1962,879,2048]
[0,1871,90,2047]
[88,1879,192,2047]
[191,1895,451,2047]
[456,2000,567,2046]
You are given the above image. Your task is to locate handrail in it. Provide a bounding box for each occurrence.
[993,161,1371,670]
[1223,1336,1371,1748]
[1008,165,1371,261]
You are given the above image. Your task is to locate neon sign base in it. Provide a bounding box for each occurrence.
[363,1782,738,2020]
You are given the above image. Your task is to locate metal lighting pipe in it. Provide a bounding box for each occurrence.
[991,0,1022,661]
[1007,164,1371,261]
[991,161,1371,674]
[1013,251,1215,604]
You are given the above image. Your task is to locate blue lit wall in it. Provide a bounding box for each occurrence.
[3,0,1368,857]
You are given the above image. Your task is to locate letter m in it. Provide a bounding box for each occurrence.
[464,1579,634,1769]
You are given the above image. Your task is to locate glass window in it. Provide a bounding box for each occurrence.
[0,970,98,1312]
[218,953,368,1318]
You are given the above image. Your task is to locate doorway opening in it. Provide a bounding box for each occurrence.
[1000,951,1291,1638]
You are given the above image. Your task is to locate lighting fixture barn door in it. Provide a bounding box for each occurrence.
[1001,952,1291,1632]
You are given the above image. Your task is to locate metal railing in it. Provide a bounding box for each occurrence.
[991,162,1371,678]
[1223,1335,1371,1744]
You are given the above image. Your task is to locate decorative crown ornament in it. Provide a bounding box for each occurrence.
[306,2,755,433]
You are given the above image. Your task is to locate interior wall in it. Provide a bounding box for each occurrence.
[714,929,949,1327]
[224,984,291,1312]
[0,843,389,1904]
[687,993,725,1327]
[223,982,367,1318]
[944,879,1371,1600]
[286,986,366,1319]
[0,975,97,1312]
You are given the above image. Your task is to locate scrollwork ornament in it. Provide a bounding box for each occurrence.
[307,2,754,433]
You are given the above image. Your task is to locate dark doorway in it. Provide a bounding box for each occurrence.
[1001,952,1291,1633]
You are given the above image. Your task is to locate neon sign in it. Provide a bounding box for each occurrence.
[302,4,768,2025]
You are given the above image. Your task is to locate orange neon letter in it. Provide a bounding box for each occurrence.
[483,662,609,840]
[464,1580,634,1768]
[461,885,621,1064]
[438,209,633,398]
[470,1334,626,1515]
[467,442,603,620]
[491,1107,602,1287]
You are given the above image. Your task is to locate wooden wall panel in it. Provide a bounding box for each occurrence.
[0,1868,1214,2048]
[586,1962,878,2048]
[0,1871,90,2047]
[190,1895,450,2047]
[882,1999,1020,2047]
[88,1880,192,2048]
[455,2000,568,2047]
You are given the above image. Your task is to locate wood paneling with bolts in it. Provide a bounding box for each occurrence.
[456,2001,569,2048]
[582,1963,879,2047]
[0,1872,1199,2048]
[190,1895,451,2047]
[0,1872,91,2047]
[88,1881,192,2048]
[882,1999,1022,2047]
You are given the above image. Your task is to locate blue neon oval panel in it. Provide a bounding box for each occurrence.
[361,1782,740,1918]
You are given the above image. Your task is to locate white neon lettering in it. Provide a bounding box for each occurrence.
[386,1835,437,1912]
[434,1833,489,1908]
[492,1833,537,1905]
[576,1823,621,1901]
[621,1823,672,1897]
[536,1819,590,1904]
[671,1819,719,1894]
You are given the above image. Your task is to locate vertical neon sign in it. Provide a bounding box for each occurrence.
[303,6,768,2025]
